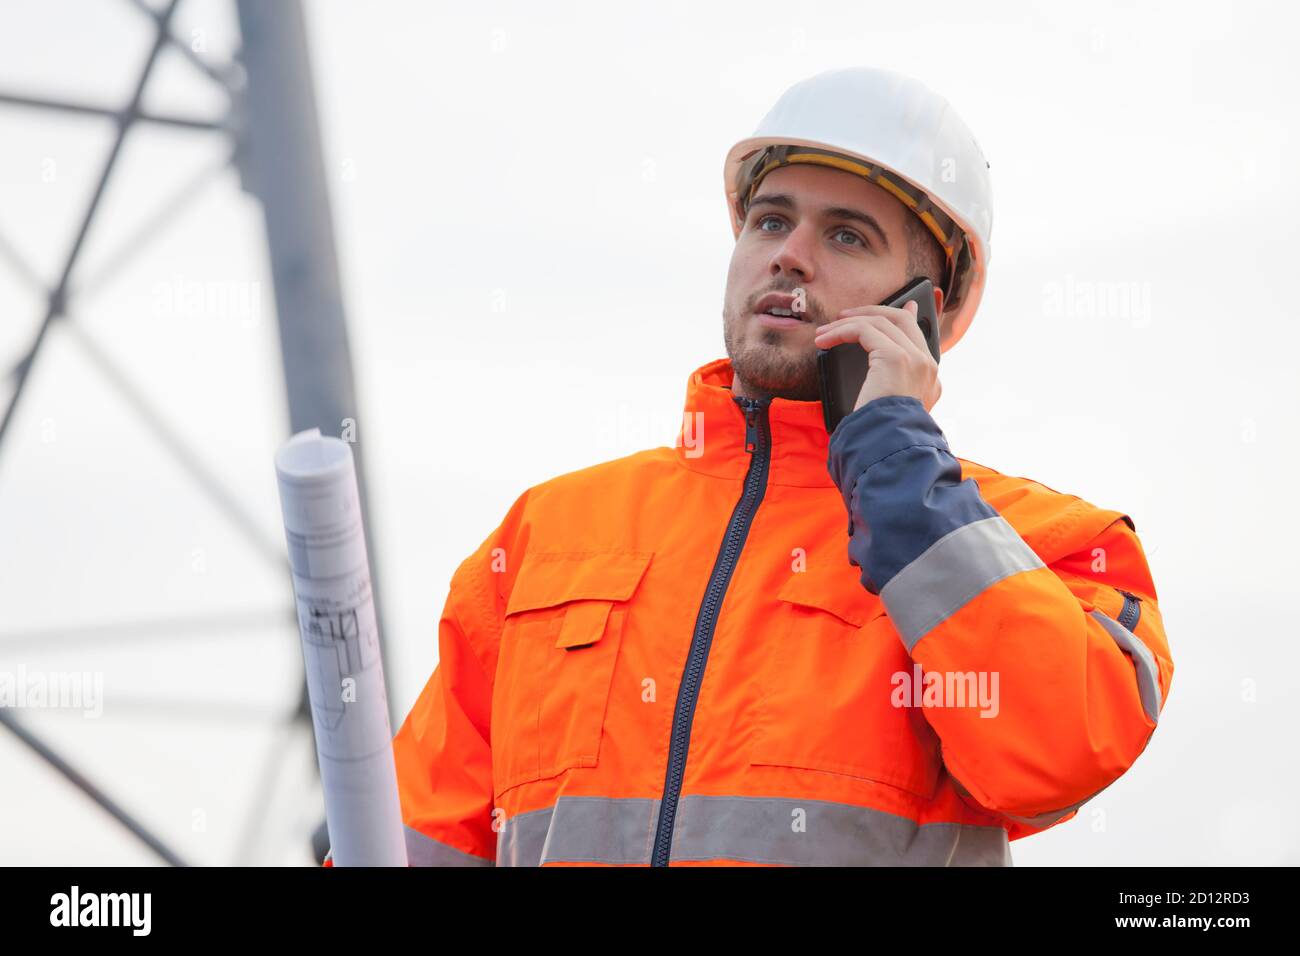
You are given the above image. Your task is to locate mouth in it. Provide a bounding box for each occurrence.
[752,292,813,328]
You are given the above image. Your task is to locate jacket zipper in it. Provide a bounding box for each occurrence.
[1117,589,1142,632]
[651,394,772,866]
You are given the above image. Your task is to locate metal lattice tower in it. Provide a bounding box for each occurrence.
[0,0,388,865]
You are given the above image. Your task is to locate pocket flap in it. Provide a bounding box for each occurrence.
[777,564,881,628]
[506,549,654,616]
[554,600,614,649]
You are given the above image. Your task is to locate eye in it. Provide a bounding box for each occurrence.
[754,214,867,249]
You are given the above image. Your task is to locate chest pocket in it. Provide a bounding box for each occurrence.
[492,549,653,796]
[750,563,942,800]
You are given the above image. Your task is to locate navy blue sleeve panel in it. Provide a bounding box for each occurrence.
[826,395,998,595]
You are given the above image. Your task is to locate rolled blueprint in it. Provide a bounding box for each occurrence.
[274,428,406,866]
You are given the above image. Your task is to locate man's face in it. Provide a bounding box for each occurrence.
[721,163,914,401]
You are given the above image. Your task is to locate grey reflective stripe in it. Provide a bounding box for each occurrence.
[405,824,494,866]
[881,515,1045,652]
[1090,608,1162,724]
[672,794,1009,866]
[497,794,1010,866]
[498,796,659,866]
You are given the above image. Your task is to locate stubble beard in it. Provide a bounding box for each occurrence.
[722,308,822,402]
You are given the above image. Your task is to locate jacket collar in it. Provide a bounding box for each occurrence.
[673,357,836,489]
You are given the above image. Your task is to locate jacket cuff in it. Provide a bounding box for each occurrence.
[826,396,950,513]
[826,395,998,595]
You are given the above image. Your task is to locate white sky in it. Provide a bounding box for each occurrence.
[0,0,1296,865]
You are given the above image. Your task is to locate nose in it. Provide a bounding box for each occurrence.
[769,221,815,283]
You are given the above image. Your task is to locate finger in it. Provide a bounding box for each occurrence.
[895,300,930,353]
[816,313,917,358]
[813,315,910,357]
[862,311,923,357]
[834,303,915,322]
[860,301,929,354]
[833,302,929,355]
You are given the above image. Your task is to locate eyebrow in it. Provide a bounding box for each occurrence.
[747,192,891,251]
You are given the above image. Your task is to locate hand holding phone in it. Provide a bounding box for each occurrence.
[815,277,941,435]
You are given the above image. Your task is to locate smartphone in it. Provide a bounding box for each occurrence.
[816,277,941,435]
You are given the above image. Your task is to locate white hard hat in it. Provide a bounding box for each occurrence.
[724,67,993,352]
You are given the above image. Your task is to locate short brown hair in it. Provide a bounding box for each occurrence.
[904,214,947,297]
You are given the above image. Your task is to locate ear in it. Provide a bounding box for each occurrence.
[932,285,945,316]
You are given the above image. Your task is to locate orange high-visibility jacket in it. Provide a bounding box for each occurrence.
[341,356,1173,867]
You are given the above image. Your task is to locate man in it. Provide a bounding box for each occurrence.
[342,67,1173,867]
